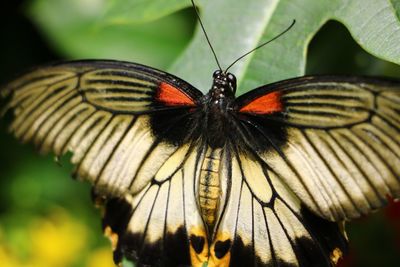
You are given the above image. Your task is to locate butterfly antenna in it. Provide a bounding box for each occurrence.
[225,19,296,73]
[191,0,223,71]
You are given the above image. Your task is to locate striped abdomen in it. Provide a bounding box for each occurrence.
[198,148,222,227]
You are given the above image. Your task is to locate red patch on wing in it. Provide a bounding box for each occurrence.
[240,91,283,114]
[157,82,195,106]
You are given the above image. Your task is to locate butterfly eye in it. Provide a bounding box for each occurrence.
[213,70,222,78]
[227,73,235,83]
[227,73,237,93]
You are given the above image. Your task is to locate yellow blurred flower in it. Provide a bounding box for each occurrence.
[0,207,117,267]
[28,208,88,267]
[0,245,21,267]
[86,247,116,267]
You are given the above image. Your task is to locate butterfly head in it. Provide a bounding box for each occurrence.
[211,70,237,98]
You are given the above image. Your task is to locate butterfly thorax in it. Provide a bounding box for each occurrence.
[202,70,237,149]
[208,70,236,107]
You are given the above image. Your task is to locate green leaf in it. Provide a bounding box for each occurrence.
[103,0,192,24]
[171,0,400,95]
[391,0,400,22]
[28,0,194,69]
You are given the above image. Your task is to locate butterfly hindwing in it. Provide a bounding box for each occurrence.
[98,142,207,266]
[236,76,400,221]
[209,144,347,267]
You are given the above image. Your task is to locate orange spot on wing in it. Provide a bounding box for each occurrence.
[104,226,118,250]
[189,227,209,267]
[330,247,344,265]
[209,232,232,267]
[240,91,283,114]
[157,82,195,106]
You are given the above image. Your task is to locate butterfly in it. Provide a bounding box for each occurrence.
[1,57,400,267]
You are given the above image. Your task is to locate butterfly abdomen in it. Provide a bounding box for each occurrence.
[198,147,222,226]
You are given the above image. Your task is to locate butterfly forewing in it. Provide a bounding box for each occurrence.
[236,76,400,221]
[1,60,203,197]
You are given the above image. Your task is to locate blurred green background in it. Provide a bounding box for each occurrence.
[0,1,399,267]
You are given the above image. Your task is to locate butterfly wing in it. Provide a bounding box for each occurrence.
[235,76,400,221]
[208,143,347,267]
[97,141,208,266]
[1,60,203,196]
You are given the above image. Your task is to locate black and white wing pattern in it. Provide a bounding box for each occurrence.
[236,76,400,222]
[1,60,203,197]
[97,141,208,266]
